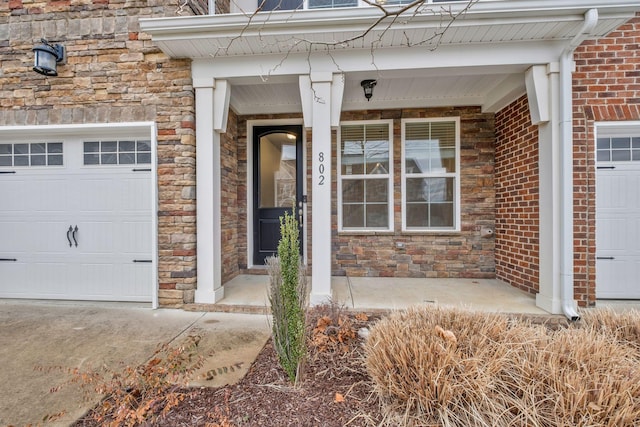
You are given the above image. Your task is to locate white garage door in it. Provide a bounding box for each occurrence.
[0,135,154,302]
[596,129,640,299]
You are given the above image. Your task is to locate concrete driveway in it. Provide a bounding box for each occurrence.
[0,300,271,426]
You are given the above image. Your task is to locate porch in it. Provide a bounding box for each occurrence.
[141,3,640,316]
[187,274,549,315]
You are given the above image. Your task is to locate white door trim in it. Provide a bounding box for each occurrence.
[594,121,640,300]
[246,119,306,269]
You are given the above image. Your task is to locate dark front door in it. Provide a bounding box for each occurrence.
[253,125,303,265]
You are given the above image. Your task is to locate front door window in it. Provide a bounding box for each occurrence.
[253,125,303,265]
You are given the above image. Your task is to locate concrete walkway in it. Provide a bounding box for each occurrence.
[0,300,271,427]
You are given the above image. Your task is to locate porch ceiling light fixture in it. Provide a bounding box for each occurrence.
[32,39,66,77]
[361,79,377,102]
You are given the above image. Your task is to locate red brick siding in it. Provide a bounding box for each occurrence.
[572,15,640,306]
[494,96,540,295]
[0,1,197,307]
[493,15,640,307]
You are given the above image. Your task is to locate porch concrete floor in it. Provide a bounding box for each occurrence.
[215,275,549,315]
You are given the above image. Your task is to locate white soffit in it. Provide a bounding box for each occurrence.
[140,1,639,59]
[140,1,638,114]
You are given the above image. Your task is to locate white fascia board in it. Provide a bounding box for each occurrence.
[342,95,486,112]
[0,122,155,139]
[192,39,567,80]
[140,1,638,41]
[232,95,495,115]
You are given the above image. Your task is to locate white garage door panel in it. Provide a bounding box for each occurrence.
[597,257,640,299]
[596,162,640,299]
[74,262,152,300]
[121,221,153,254]
[1,259,72,298]
[73,220,151,254]
[0,138,153,302]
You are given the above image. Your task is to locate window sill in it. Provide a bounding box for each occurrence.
[338,230,395,236]
[401,229,461,235]
[337,229,462,236]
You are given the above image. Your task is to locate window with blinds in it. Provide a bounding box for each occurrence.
[308,0,356,8]
[402,118,459,231]
[338,121,393,231]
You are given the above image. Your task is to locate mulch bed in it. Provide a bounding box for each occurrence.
[75,306,385,427]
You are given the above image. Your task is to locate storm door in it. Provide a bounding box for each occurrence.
[253,125,303,265]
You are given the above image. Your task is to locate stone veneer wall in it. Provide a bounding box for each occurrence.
[221,108,240,283]
[0,0,197,307]
[332,108,496,278]
[233,108,494,278]
[494,95,540,296]
[572,14,640,307]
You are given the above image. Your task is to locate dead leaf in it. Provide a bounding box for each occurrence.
[334,392,345,403]
[355,312,369,321]
[434,325,458,345]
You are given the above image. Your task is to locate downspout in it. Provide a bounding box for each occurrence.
[559,9,598,321]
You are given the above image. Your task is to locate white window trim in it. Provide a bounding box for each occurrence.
[0,141,65,168]
[337,119,394,233]
[595,121,640,165]
[401,117,461,233]
[81,139,153,167]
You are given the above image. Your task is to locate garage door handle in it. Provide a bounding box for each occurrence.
[597,257,615,260]
[67,226,73,247]
[72,225,79,247]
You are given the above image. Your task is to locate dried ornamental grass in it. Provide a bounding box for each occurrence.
[580,307,640,350]
[364,306,640,427]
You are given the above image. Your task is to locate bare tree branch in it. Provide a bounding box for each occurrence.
[213,0,478,82]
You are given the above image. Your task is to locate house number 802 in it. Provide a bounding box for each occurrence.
[318,152,326,185]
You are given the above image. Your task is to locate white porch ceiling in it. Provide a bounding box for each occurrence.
[140,0,639,114]
[228,66,527,114]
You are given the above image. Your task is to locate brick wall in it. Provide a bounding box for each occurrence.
[572,15,640,306]
[0,1,197,307]
[494,95,540,295]
[493,15,640,307]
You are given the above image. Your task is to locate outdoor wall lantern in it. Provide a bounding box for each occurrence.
[32,39,66,77]
[361,79,377,101]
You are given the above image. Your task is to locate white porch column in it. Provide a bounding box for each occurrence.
[194,78,230,304]
[527,64,562,314]
[300,72,343,305]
